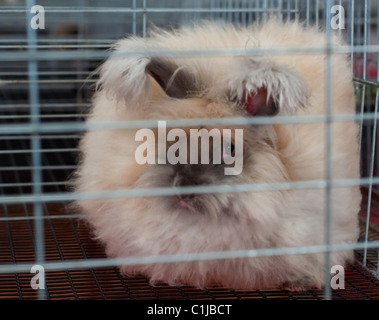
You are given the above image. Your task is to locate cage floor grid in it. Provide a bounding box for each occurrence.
[0,203,378,300]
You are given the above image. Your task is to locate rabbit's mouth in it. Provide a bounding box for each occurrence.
[173,194,205,214]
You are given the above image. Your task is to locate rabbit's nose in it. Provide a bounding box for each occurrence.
[177,194,194,209]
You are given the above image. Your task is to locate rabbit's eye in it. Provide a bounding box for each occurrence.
[223,143,235,159]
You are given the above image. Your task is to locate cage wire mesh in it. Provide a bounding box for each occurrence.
[0,0,379,300]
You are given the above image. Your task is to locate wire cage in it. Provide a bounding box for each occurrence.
[0,0,379,300]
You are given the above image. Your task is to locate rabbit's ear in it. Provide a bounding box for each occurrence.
[96,48,151,106]
[97,42,198,105]
[146,58,198,99]
[230,58,309,116]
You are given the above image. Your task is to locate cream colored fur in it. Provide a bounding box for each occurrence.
[73,19,361,290]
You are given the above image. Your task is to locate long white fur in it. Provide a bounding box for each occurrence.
[74,19,361,290]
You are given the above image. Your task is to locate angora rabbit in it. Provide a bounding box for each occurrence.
[74,19,361,290]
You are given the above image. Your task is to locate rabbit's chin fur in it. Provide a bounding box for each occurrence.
[73,19,361,290]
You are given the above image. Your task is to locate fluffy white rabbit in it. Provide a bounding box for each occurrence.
[73,19,361,290]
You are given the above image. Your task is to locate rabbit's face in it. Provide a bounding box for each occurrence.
[116,53,307,219]
[132,95,277,218]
